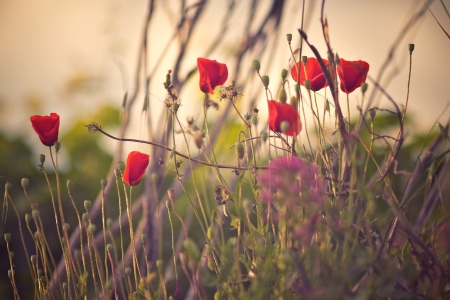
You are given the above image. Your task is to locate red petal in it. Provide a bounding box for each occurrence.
[197,58,228,94]
[30,113,60,146]
[123,151,150,186]
[337,58,370,94]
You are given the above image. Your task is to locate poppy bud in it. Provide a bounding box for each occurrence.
[141,234,147,243]
[31,255,37,263]
[290,96,298,108]
[155,260,163,271]
[235,141,245,160]
[301,56,307,64]
[87,224,96,235]
[261,132,268,142]
[295,83,300,94]
[84,200,91,211]
[25,213,31,224]
[40,276,46,284]
[360,82,368,95]
[262,75,270,88]
[9,251,14,259]
[193,131,203,149]
[278,87,287,104]
[37,269,43,276]
[207,225,215,240]
[304,79,311,91]
[251,115,258,126]
[281,69,288,80]
[63,223,70,232]
[280,121,290,133]
[117,161,125,173]
[32,210,40,220]
[252,60,260,72]
[335,53,340,63]
[107,244,114,253]
[55,142,61,153]
[39,154,45,164]
[21,178,29,190]
[5,182,12,193]
[182,238,200,260]
[208,259,215,271]
[408,44,415,54]
[286,33,292,42]
[114,169,121,179]
[8,270,14,279]
[4,233,11,242]
[63,282,68,290]
[369,108,376,119]
[67,179,74,190]
[82,213,89,222]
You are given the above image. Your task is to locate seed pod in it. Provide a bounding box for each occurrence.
[117,161,125,173]
[360,82,368,95]
[286,33,292,42]
[4,233,11,242]
[281,69,288,80]
[278,87,287,104]
[252,60,260,72]
[235,141,245,160]
[100,179,107,188]
[21,178,29,189]
[261,132,268,142]
[408,44,415,54]
[39,154,45,164]
[66,179,74,190]
[84,200,91,211]
[302,56,308,64]
[262,75,270,88]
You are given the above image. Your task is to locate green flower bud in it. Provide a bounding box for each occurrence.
[107,244,114,253]
[369,108,376,119]
[39,154,45,164]
[55,142,61,153]
[304,79,311,91]
[208,259,215,271]
[261,132,268,142]
[182,238,200,261]
[31,255,37,263]
[207,225,215,240]
[251,115,258,126]
[87,224,96,235]
[84,200,91,211]
[34,232,39,239]
[286,33,292,42]
[278,87,287,104]
[9,251,14,259]
[301,56,307,64]
[5,182,12,193]
[280,121,290,133]
[235,141,245,160]
[252,60,261,72]
[281,69,288,80]
[21,178,29,189]
[262,75,270,88]
[141,234,147,243]
[155,260,163,271]
[214,291,221,300]
[114,169,121,179]
[63,223,70,232]
[117,161,125,173]
[360,82,368,95]
[101,179,107,188]
[8,270,14,279]
[25,213,31,224]
[32,210,40,220]
[4,233,11,242]
[82,212,89,222]
[408,44,415,54]
[290,96,298,108]
[66,179,74,190]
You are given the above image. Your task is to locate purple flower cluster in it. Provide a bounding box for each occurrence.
[259,155,325,208]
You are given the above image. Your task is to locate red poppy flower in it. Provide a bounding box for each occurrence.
[337,58,370,94]
[197,58,228,94]
[123,151,150,186]
[30,113,60,146]
[268,100,302,136]
[291,57,328,91]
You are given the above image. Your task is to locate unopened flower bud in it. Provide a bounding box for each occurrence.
[261,132,268,142]
[87,224,96,235]
[5,182,12,193]
[8,270,14,279]
[37,269,43,276]
[101,179,107,188]
[155,260,163,271]
[31,255,37,263]
[278,87,287,104]
[55,142,61,153]
[84,200,91,211]
[280,121,290,133]
[235,141,245,160]
[262,75,270,88]
[39,154,45,164]
[63,223,70,232]
[369,108,376,119]
[290,96,298,108]
[281,69,288,80]
[21,178,29,189]
[408,44,415,54]
[252,60,260,72]
[193,131,203,149]
[25,213,31,224]
[304,79,311,91]
[9,251,14,259]
[82,212,89,222]
[62,282,68,290]
[207,226,215,240]
[4,233,11,242]
[125,267,132,275]
[360,82,368,95]
[32,210,40,220]
[335,53,340,63]
[117,161,125,172]
[141,234,147,243]
[286,33,292,42]
[251,115,258,126]
[302,56,307,64]
[114,169,121,178]
[67,179,74,190]
[107,244,114,253]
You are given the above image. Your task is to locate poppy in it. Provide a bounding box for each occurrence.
[291,57,328,91]
[337,58,370,94]
[123,151,150,186]
[268,100,302,136]
[30,113,60,146]
[197,58,228,94]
